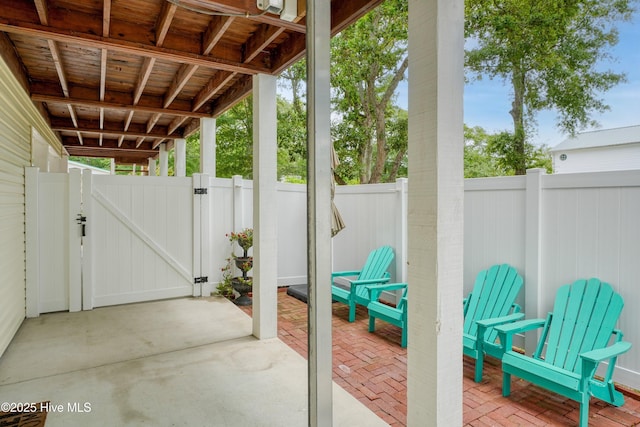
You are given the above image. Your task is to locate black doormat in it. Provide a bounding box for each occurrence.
[286,281,350,304]
[286,284,309,303]
[0,402,48,427]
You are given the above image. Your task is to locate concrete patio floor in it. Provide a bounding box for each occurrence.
[0,297,387,426]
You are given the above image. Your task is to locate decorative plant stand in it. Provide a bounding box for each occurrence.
[223,229,253,306]
[232,256,253,306]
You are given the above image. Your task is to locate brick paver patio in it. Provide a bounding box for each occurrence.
[240,288,640,426]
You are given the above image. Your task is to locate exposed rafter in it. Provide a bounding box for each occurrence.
[0,0,384,162]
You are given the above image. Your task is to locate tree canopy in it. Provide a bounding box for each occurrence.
[330,0,408,183]
[465,0,635,174]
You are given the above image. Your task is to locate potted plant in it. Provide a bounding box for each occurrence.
[216,257,235,299]
[224,228,253,305]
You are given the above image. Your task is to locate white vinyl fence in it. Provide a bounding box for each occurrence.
[29,168,640,390]
[213,169,640,389]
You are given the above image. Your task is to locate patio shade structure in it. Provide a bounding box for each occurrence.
[0,0,385,164]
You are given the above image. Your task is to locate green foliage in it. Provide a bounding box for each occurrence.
[205,94,308,181]
[216,98,254,178]
[464,125,552,177]
[465,0,635,174]
[330,0,409,183]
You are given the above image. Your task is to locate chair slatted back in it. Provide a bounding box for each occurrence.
[463,264,523,344]
[354,246,394,300]
[541,278,624,374]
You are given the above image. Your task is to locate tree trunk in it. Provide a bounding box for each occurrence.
[509,67,527,175]
[370,108,387,183]
[387,148,406,182]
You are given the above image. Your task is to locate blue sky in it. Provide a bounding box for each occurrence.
[395,10,640,148]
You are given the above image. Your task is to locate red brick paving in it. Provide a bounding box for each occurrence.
[240,289,640,426]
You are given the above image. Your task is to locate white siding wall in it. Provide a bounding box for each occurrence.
[0,56,61,357]
[553,144,640,174]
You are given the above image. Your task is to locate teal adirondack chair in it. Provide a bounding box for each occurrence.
[497,278,632,427]
[463,264,524,382]
[331,246,394,322]
[366,283,408,347]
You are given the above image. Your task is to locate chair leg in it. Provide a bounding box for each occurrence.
[349,304,356,322]
[401,326,407,348]
[369,316,376,332]
[474,352,484,383]
[502,372,511,397]
[579,395,590,427]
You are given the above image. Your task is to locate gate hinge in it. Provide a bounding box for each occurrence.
[194,276,208,284]
[194,188,208,195]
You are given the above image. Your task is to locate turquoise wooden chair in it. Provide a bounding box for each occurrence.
[331,245,394,322]
[496,278,632,427]
[463,264,524,382]
[366,284,408,347]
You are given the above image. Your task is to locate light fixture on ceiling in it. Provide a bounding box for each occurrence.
[257,0,297,22]
[257,0,284,15]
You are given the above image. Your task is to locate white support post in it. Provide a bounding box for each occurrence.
[159,143,168,176]
[81,169,94,310]
[110,158,116,175]
[524,168,545,354]
[307,0,333,425]
[192,173,203,297]
[232,175,245,231]
[25,167,40,318]
[148,158,157,176]
[132,164,137,175]
[200,117,217,176]
[396,178,409,283]
[252,74,278,339]
[175,138,186,177]
[192,173,212,297]
[68,168,82,312]
[199,173,212,296]
[407,0,464,425]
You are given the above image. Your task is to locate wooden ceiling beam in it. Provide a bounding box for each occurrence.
[51,118,181,139]
[63,136,157,151]
[164,63,199,108]
[192,71,236,112]
[203,16,234,55]
[156,2,178,46]
[0,32,29,93]
[168,116,189,135]
[0,19,270,75]
[146,113,162,134]
[33,93,212,119]
[211,74,252,117]
[176,0,305,33]
[33,0,49,25]
[242,24,285,64]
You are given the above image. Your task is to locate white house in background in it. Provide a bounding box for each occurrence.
[550,125,640,173]
[67,160,110,175]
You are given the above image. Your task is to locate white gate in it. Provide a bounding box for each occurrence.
[28,169,211,315]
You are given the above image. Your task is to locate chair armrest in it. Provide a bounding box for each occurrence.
[332,270,361,279]
[476,312,524,329]
[350,277,391,286]
[366,283,407,301]
[581,341,632,364]
[581,341,632,384]
[495,318,545,335]
[496,318,546,353]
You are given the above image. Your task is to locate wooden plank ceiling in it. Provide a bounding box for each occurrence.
[0,0,382,164]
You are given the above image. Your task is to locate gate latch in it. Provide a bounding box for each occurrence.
[77,214,87,237]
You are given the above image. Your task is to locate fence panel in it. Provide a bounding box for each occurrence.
[540,171,640,387]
